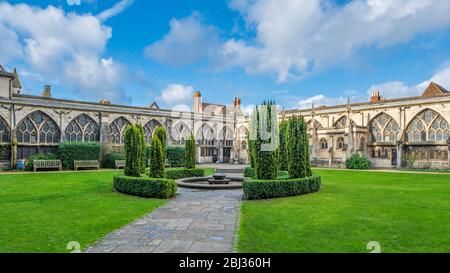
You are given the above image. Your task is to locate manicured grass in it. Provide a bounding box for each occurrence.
[238,169,450,253]
[0,171,166,253]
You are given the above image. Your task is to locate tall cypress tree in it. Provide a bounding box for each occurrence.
[149,134,164,178]
[287,116,312,178]
[300,117,312,177]
[154,126,167,156]
[279,120,288,171]
[185,134,196,169]
[136,124,146,174]
[252,101,279,180]
[124,125,142,177]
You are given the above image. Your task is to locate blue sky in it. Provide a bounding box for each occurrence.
[1,0,450,112]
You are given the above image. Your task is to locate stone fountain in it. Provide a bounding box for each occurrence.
[208,173,231,185]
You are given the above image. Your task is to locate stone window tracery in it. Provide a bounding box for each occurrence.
[143,119,163,144]
[0,116,10,143]
[65,114,99,142]
[17,111,60,144]
[369,113,399,143]
[109,117,130,144]
[406,109,449,142]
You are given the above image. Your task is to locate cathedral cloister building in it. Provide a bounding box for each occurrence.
[1,65,449,170]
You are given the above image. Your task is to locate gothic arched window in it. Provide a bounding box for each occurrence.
[307,120,323,130]
[0,116,10,143]
[109,117,130,144]
[369,113,400,143]
[220,126,234,147]
[359,137,366,150]
[320,138,328,149]
[334,116,355,128]
[65,114,99,142]
[17,111,60,144]
[197,124,216,146]
[241,140,247,150]
[143,119,163,144]
[337,137,345,150]
[171,121,191,145]
[406,109,449,142]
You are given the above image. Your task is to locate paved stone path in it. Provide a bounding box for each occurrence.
[85,187,243,253]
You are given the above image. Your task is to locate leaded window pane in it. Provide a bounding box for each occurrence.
[65,114,99,142]
[406,109,449,142]
[17,111,60,144]
[369,113,399,143]
[109,117,130,144]
[0,116,11,143]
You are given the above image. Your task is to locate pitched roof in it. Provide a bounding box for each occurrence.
[422,82,449,97]
[148,102,160,109]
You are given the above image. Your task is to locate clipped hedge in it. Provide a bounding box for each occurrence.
[57,142,101,170]
[185,134,196,169]
[26,153,57,171]
[166,146,186,167]
[244,167,287,179]
[165,168,205,180]
[113,175,177,199]
[243,167,255,178]
[345,154,372,169]
[102,152,125,169]
[243,176,321,200]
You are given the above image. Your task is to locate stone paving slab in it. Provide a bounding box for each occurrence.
[85,186,243,253]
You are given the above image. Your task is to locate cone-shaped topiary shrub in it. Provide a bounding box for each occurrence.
[251,101,279,180]
[154,126,167,155]
[124,125,143,177]
[185,134,196,169]
[279,120,288,171]
[287,116,312,178]
[149,134,165,178]
[136,124,146,174]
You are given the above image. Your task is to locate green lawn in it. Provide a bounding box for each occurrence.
[0,171,166,253]
[238,169,450,253]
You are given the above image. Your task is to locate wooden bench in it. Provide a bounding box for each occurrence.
[115,160,126,169]
[147,159,171,168]
[33,160,62,172]
[74,160,99,171]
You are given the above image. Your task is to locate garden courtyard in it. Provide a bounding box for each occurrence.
[1,168,449,253]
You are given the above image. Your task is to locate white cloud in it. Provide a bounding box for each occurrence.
[0,2,129,102]
[145,13,220,66]
[159,84,194,107]
[368,65,450,99]
[221,0,450,82]
[97,0,134,22]
[296,94,349,109]
[241,104,256,116]
[297,65,450,109]
[367,81,427,99]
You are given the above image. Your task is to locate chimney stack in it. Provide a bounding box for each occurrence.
[193,91,202,113]
[370,91,383,103]
[233,97,241,112]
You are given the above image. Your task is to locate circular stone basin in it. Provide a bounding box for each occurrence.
[177,176,243,190]
[208,173,231,184]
